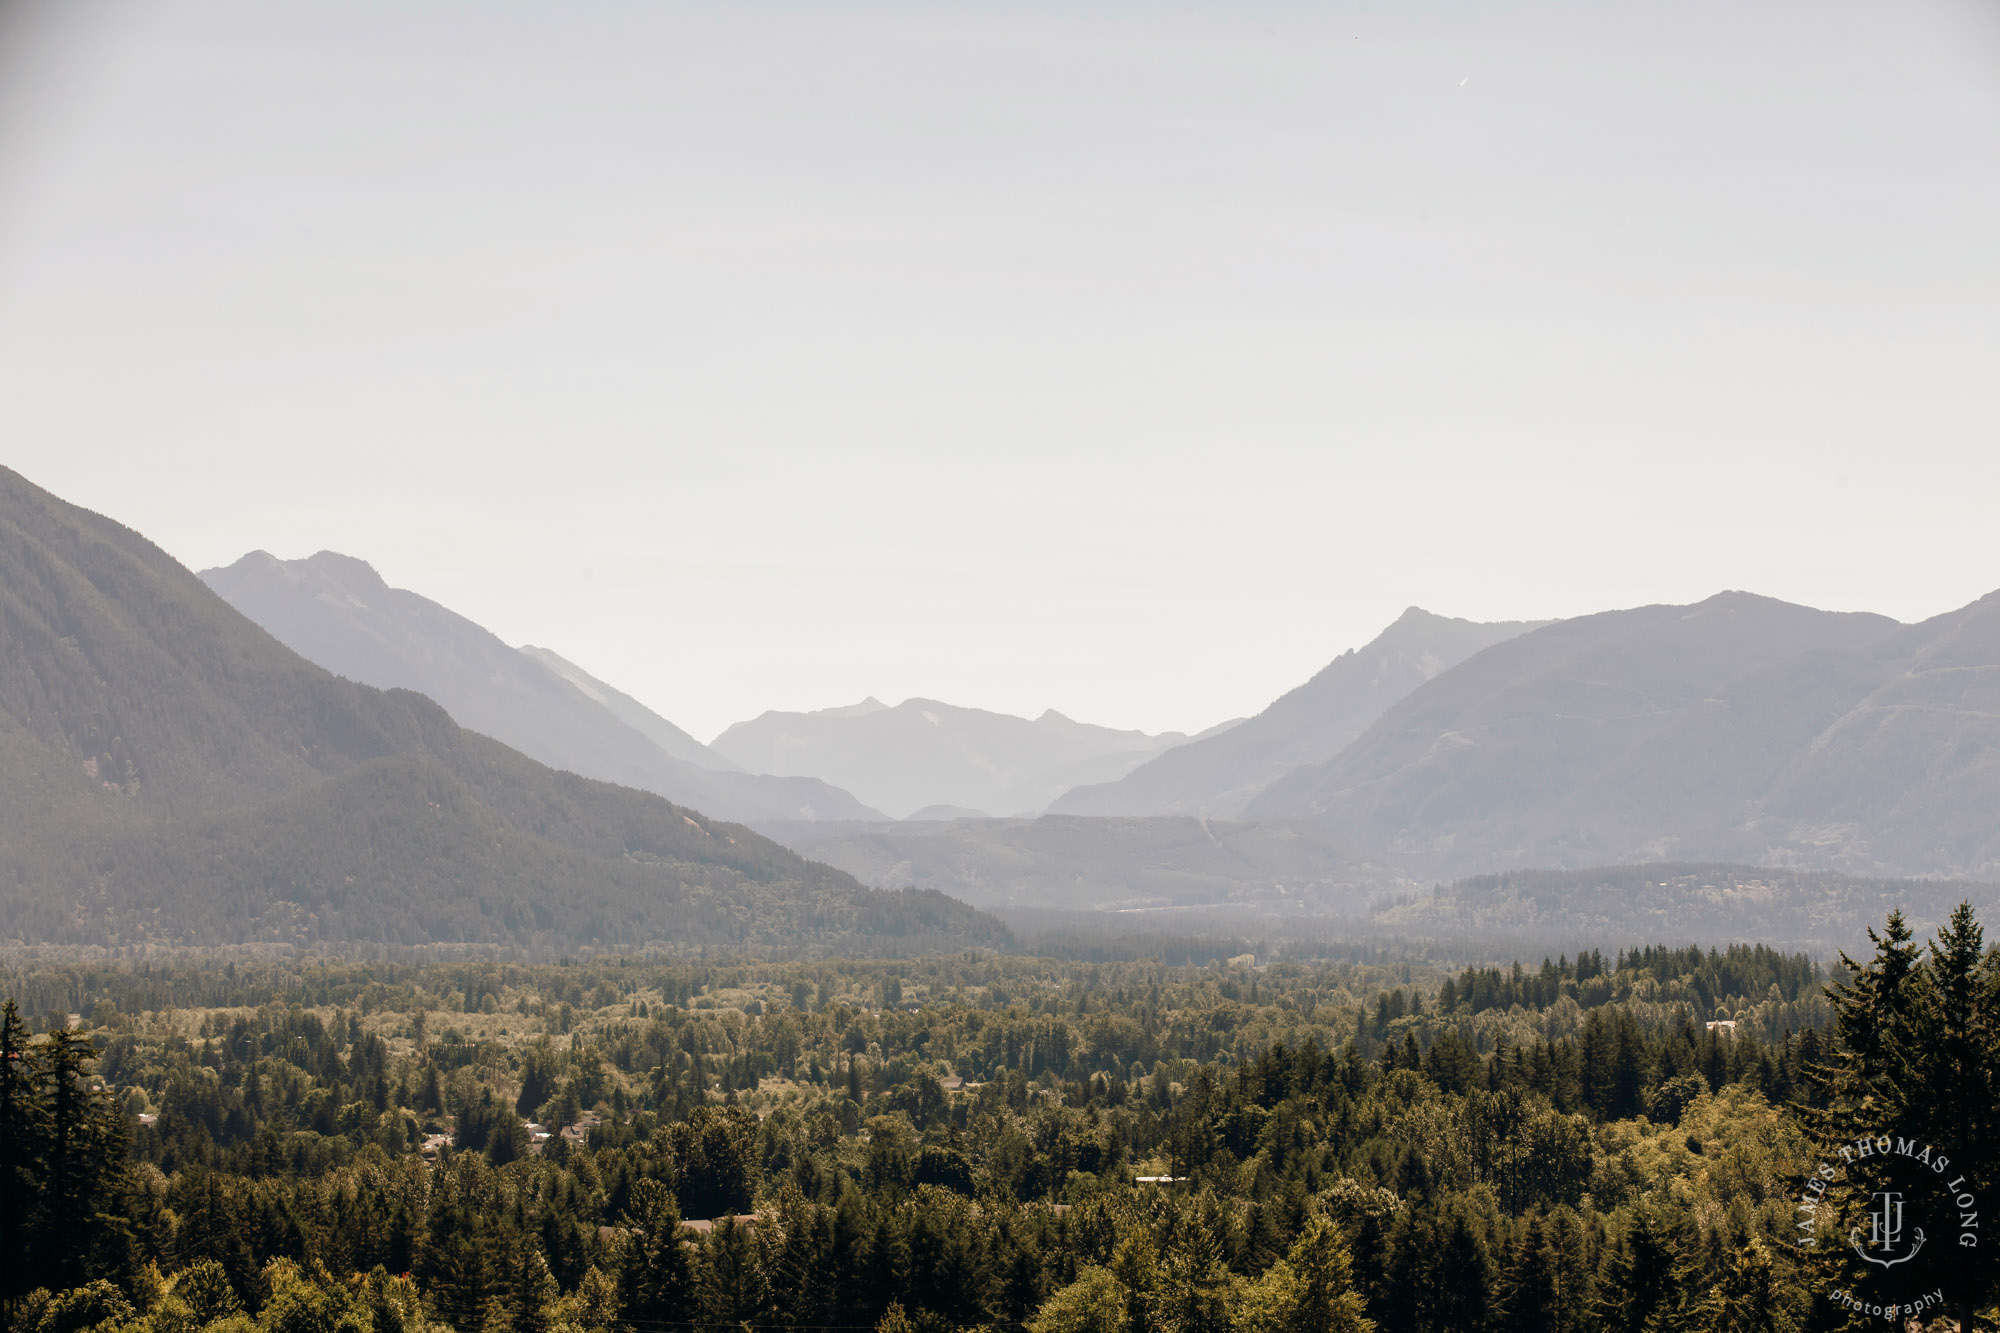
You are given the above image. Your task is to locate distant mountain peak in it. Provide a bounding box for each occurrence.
[1375,604,1514,643]
[1242,590,1949,877]
[213,549,392,611]
[712,695,1190,818]
[1048,608,1549,820]
[817,696,890,718]
[0,465,974,950]
[202,549,874,819]
[301,549,385,581]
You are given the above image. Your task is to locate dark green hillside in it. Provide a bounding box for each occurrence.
[0,466,1004,952]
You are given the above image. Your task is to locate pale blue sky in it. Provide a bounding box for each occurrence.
[3,0,1997,738]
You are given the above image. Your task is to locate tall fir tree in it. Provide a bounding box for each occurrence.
[1236,1213,1373,1333]
[0,1001,45,1324]
[1700,1234,1799,1333]
[39,1024,131,1291]
[1494,1214,1557,1333]
[1807,904,2000,1326]
[1907,905,1999,1332]
[1592,1203,1695,1333]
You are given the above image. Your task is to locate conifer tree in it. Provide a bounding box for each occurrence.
[0,1000,43,1324]
[1148,1206,1230,1333]
[1592,1204,1694,1333]
[1376,1199,1492,1333]
[828,1186,875,1320]
[1907,904,1999,1332]
[1428,1202,1494,1333]
[1700,1235,1796,1333]
[1494,1214,1556,1333]
[420,1166,506,1333]
[1029,1266,1129,1333]
[618,1179,696,1331]
[701,1214,768,1328]
[1815,909,1920,1118]
[171,1259,243,1325]
[1236,1213,1373,1333]
[39,1024,130,1291]
[1540,1207,1595,1333]
[1808,905,1999,1328]
[1109,1228,1162,1333]
[863,1205,914,1323]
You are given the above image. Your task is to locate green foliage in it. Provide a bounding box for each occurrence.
[1234,1215,1371,1333]
[1806,902,2000,1332]
[1703,1236,1796,1333]
[1030,1267,1128,1333]
[33,1284,133,1333]
[0,1014,131,1306]
[168,1264,239,1326]
[11,911,1998,1333]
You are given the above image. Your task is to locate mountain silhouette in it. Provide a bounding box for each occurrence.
[1051,608,1545,817]
[0,466,992,951]
[713,697,1201,818]
[201,550,882,825]
[1247,590,2000,880]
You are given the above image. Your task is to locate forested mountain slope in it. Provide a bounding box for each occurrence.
[1050,608,1545,818]
[1248,590,2000,879]
[1372,862,2000,954]
[200,551,880,824]
[0,467,997,951]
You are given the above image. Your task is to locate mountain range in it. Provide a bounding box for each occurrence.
[12,460,2000,953]
[173,548,2000,900]
[1247,589,2000,880]
[712,698,1213,818]
[200,551,884,825]
[767,590,2000,912]
[1050,607,1546,818]
[0,466,999,952]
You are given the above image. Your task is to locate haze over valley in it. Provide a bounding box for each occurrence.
[0,465,1988,956]
[207,533,2000,911]
[6,6,2000,1327]
[710,697,1217,819]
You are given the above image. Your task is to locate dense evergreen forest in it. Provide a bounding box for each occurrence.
[2,913,1996,1333]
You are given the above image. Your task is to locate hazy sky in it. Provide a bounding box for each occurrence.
[2,0,1996,740]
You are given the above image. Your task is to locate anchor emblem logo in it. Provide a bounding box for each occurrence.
[1851,1191,1926,1268]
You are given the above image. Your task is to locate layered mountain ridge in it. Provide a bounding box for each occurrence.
[0,466,997,951]
[200,550,881,825]
[774,590,2000,912]
[1249,590,2000,880]
[1050,607,1547,818]
[712,697,1207,818]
